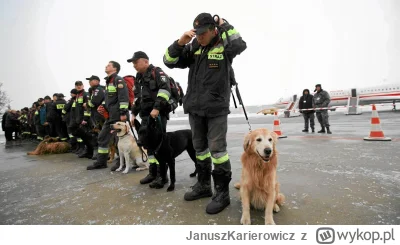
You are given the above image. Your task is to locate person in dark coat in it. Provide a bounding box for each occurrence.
[298,89,315,133]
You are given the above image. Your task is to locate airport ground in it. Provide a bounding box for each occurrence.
[0,108,399,225]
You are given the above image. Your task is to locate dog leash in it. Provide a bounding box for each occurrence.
[212,15,252,132]
[127,120,148,162]
[153,116,164,155]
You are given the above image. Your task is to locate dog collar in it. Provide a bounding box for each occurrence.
[117,131,129,138]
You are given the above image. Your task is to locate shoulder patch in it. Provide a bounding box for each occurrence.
[161,76,167,83]
[118,84,124,88]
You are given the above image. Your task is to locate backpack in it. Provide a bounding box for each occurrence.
[151,67,180,113]
[123,75,135,110]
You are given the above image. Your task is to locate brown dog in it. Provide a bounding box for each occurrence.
[234,129,285,225]
[27,136,71,155]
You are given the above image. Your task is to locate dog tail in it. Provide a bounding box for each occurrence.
[234,182,241,189]
[276,193,285,206]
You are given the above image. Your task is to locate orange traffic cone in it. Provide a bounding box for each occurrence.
[273,112,287,138]
[364,105,391,141]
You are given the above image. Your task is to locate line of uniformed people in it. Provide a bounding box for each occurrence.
[3,11,246,216]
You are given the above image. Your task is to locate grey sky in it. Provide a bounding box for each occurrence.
[1,0,399,110]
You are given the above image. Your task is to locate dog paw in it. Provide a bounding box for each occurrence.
[116,168,122,172]
[265,220,276,225]
[189,172,197,177]
[234,182,241,189]
[122,170,129,174]
[167,185,175,192]
[273,204,280,213]
[240,215,251,225]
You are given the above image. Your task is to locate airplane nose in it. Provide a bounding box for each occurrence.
[264,148,272,155]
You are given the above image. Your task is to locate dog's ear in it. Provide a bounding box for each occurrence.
[243,132,252,151]
[270,131,278,142]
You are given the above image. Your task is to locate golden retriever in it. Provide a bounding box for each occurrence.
[27,136,70,155]
[234,128,285,225]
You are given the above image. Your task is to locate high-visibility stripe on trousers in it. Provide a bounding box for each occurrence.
[211,152,229,165]
[196,149,211,161]
[148,155,159,165]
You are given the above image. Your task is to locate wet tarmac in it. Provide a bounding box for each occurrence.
[1,109,399,225]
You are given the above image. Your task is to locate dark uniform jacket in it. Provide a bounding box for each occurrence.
[299,89,315,113]
[131,64,171,118]
[2,112,7,131]
[69,90,89,127]
[45,101,57,123]
[313,89,331,108]
[163,22,246,117]
[5,112,18,128]
[62,98,74,126]
[88,85,105,125]
[55,98,67,120]
[104,73,129,122]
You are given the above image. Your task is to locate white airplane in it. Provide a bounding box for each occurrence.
[263,83,400,116]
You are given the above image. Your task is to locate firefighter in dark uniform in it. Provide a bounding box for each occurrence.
[69,81,94,159]
[163,13,247,214]
[28,103,37,141]
[18,107,30,139]
[87,61,129,170]
[4,110,18,143]
[34,101,45,141]
[85,75,105,160]
[43,95,54,137]
[54,93,68,141]
[63,89,79,152]
[127,51,172,186]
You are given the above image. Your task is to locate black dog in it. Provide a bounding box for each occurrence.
[134,118,197,191]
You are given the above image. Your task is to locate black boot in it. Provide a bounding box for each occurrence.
[318,127,326,133]
[78,146,93,159]
[206,169,232,215]
[311,128,315,133]
[184,161,213,201]
[140,163,157,184]
[68,138,78,152]
[302,128,308,133]
[75,142,85,155]
[326,127,332,134]
[110,156,122,171]
[149,164,169,189]
[87,153,108,170]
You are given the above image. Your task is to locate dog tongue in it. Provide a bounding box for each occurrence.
[110,130,115,134]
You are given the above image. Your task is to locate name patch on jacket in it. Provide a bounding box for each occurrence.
[208,54,223,60]
[208,62,220,69]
